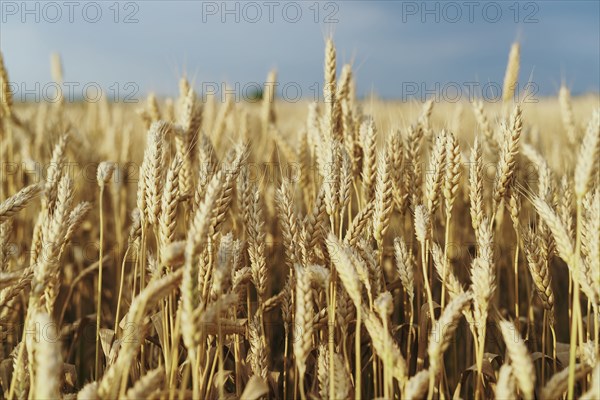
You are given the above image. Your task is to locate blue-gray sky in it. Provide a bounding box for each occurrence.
[1,1,599,101]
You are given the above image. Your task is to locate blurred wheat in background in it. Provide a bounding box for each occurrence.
[0,36,599,399]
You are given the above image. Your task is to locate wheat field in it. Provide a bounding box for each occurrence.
[0,39,599,400]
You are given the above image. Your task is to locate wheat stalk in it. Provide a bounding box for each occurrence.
[541,363,591,399]
[473,100,498,152]
[428,292,470,378]
[559,85,578,144]
[574,109,600,198]
[360,117,377,204]
[522,225,556,323]
[31,311,62,400]
[159,156,183,250]
[373,149,393,247]
[317,345,351,400]
[469,137,484,239]
[499,319,535,399]
[124,366,164,400]
[0,184,42,223]
[424,131,447,214]
[294,264,313,400]
[495,364,516,400]
[493,105,522,209]
[0,51,14,116]
[502,42,520,104]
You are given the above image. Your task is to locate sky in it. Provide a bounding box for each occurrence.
[1,1,599,102]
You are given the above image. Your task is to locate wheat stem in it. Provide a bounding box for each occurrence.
[514,232,520,331]
[567,199,584,399]
[95,185,105,379]
[355,303,362,400]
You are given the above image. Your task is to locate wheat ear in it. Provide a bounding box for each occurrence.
[499,319,535,399]
[31,311,62,400]
[124,366,165,400]
[574,109,599,198]
[495,364,516,400]
[0,184,43,223]
[559,85,578,144]
[427,292,471,397]
[493,105,522,209]
[502,42,520,104]
[541,363,591,399]
[294,264,313,400]
[360,117,377,203]
[424,131,447,214]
